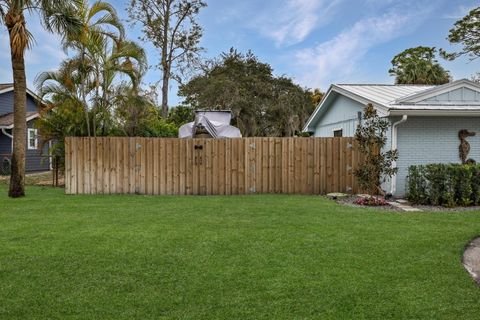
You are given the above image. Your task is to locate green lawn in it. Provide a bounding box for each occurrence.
[0,186,479,319]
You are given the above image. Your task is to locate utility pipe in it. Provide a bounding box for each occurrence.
[390,115,408,196]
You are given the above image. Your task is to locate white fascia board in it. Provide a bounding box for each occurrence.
[0,87,13,95]
[388,109,480,116]
[2,112,40,129]
[302,85,389,132]
[0,86,43,104]
[303,85,334,132]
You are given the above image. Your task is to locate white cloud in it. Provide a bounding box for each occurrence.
[253,0,343,47]
[292,7,429,89]
[443,4,475,19]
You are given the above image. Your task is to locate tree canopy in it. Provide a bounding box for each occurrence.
[127,0,207,117]
[441,7,480,61]
[389,46,451,85]
[179,49,315,137]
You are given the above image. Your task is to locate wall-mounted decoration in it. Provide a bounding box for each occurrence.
[459,129,476,164]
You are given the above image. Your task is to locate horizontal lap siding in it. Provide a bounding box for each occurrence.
[65,137,363,195]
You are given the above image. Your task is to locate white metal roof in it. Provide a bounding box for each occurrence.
[334,84,435,106]
[303,79,480,132]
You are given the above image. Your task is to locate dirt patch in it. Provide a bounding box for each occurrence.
[463,237,480,285]
[0,172,64,187]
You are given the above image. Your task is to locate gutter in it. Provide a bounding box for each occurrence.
[388,109,480,116]
[389,115,408,196]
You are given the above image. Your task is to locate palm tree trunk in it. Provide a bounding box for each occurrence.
[80,50,91,136]
[8,48,27,197]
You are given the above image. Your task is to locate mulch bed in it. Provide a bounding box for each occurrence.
[335,195,480,212]
[335,195,403,212]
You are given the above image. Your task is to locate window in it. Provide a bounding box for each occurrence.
[28,128,38,150]
[333,129,343,137]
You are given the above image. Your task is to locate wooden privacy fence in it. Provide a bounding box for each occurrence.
[65,137,364,195]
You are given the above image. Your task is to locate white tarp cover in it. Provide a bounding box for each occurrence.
[178,111,242,138]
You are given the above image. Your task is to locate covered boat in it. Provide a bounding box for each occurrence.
[178,110,242,138]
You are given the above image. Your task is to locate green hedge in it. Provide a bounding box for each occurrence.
[407,164,480,207]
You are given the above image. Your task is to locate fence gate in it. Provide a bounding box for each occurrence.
[65,137,363,195]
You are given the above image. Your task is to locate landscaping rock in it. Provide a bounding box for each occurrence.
[326,193,349,200]
[463,237,480,285]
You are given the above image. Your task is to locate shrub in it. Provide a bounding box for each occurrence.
[407,163,480,207]
[425,164,447,206]
[407,166,428,204]
[471,166,480,205]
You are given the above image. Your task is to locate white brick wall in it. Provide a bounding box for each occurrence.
[395,116,480,196]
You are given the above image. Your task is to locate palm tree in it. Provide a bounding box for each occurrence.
[0,0,81,198]
[389,47,451,85]
[64,0,125,136]
[35,59,88,135]
[93,39,146,135]
[36,38,146,136]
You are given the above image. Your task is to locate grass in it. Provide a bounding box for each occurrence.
[0,186,479,319]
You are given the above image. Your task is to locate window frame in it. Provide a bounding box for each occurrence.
[27,128,38,150]
[332,128,343,138]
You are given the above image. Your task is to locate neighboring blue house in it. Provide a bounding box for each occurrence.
[303,79,480,197]
[0,83,50,174]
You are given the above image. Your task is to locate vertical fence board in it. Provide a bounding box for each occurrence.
[64,138,71,194]
[65,137,364,195]
[204,139,212,195]
[225,139,232,195]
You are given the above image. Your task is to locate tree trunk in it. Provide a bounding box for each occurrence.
[80,50,91,136]
[160,1,171,118]
[8,47,27,197]
[161,71,169,118]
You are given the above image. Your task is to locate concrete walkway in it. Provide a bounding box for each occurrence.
[463,237,480,285]
[388,199,423,212]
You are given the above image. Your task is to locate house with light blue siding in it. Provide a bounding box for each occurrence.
[0,84,50,174]
[303,79,480,197]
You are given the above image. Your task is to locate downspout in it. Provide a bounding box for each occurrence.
[390,115,408,196]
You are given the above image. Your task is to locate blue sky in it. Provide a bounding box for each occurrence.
[0,0,479,106]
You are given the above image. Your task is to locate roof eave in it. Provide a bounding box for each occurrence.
[0,112,40,129]
[388,109,480,116]
[303,85,335,132]
[303,85,390,132]
[0,86,44,106]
